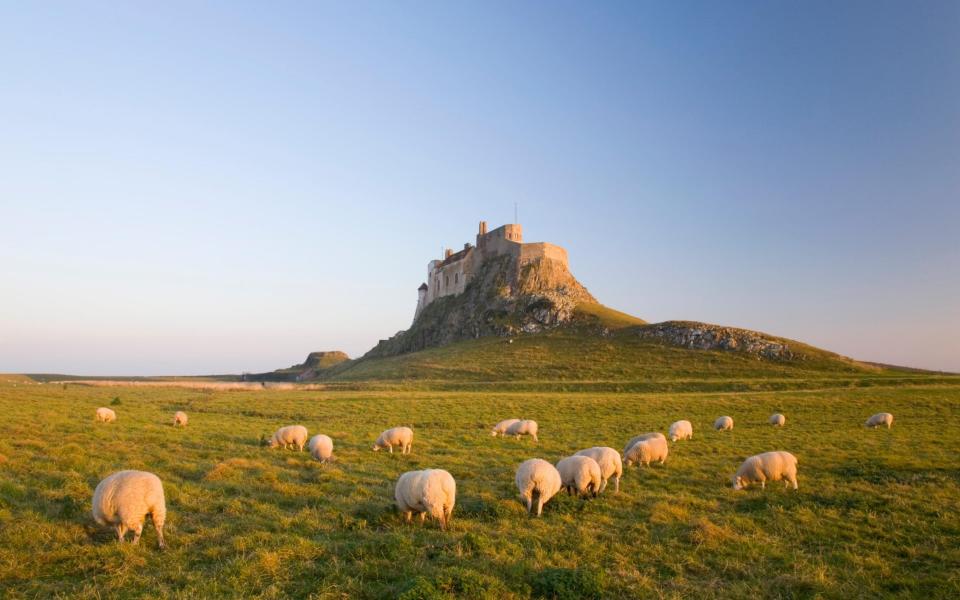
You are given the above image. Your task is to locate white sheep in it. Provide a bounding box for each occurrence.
[714,416,734,431]
[623,435,669,467]
[865,412,894,429]
[556,455,602,498]
[373,426,414,454]
[92,470,166,548]
[491,418,521,437]
[268,425,308,451]
[574,446,623,493]
[308,434,334,462]
[394,469,456,530]
[505,419,539,442]
[769,413,786,427]
[732,451,798,491]
[95,407,116,423]
[622,432,665,456]
[515,458,562,516]
[668,420,693,441]
[173,411,188,427]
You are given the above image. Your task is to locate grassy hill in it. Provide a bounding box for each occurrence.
[319,311,927,392]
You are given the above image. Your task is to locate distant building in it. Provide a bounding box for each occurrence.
[413,221,569,323]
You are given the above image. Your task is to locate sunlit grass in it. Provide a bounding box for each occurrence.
[1,379,959,598]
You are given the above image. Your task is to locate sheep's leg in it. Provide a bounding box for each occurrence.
[403,510,412,523]
[790,476,798,490]
[131,522,143,545]
[598,478,607,494]
[534,496,544,517]
[115,523,127,543]
[388,445,393,454]
[155,524,166,550]
[532,434,538,443]
[418,512,426,524]
[760,481,766,490]
[613,476,620,493]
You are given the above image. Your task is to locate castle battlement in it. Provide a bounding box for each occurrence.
[413,220,569,323]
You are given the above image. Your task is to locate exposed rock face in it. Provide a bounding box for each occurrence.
[365,254,596,358]
[633,321,797,360]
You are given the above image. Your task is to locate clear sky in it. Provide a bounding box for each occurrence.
[1,1,958,374]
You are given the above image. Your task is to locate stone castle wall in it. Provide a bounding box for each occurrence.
[416,221,569,322]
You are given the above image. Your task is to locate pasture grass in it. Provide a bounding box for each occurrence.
[1,380,959,598]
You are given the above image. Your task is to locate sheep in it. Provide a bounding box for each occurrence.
[491,418,521,437]
[769,413,786,427]
[515,458,562,516]
[95,407,116,423]
[92,470,166,548]
[268,425,308,451]
[865,412,894,429]
[373,426,414,454]
[505,419,539,442]
[623,435,669,467]
[574,446,623,493]
[556,455,602,498]
[394,469,456,530]
[732,451,798,491]
[668,420,693,441]
[622,432,665,456]
[173,411,188,427]
[714,416,734,431]
[308,434,334,462]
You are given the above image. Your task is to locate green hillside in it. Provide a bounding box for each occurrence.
[323,326,910,391]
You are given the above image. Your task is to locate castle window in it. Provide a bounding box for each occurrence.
[445,276,449,286]
[455,273,458,284]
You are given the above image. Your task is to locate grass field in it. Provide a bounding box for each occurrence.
[2,374,959,599]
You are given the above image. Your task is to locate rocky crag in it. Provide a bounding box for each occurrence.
[365,254,597,358]
[629,321,798,360]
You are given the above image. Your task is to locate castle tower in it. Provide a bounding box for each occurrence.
[413,282,429,324]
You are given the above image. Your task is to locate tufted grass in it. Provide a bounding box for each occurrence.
[1,379,959,598]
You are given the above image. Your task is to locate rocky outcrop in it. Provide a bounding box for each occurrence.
[364,253,596,358]
[302,351,350,370]
[245,350,351,381]
[631,321,797,360]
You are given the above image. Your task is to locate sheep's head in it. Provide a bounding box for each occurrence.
[732,475,745,491]
[669,434,679,442]
[372,444,381,452]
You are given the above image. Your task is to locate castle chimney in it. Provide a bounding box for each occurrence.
[444,248,453,259]
[479,221,488,236]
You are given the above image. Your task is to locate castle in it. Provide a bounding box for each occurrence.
[413,221,570,322]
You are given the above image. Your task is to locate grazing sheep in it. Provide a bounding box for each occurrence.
[865,412,894,429]
[556,455,602,498]
[373,426,414,454]
[95,407,116,423]
[505,419,539,442]
[491,418,521,437]
[92,470,166,548]
[714,416,734,431]
[574,446,623,493]
[515,458,562,516]
[268,425,308,451]
[669,420,693,441]
[732,451,798,491]
[622,432,665,456]
[173,411,188,427]
[623,436,669,467]
[308,434,334,462]
[394,469,456,530]
[769,413,786,427]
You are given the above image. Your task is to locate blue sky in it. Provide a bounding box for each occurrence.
[1,1,957,374]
